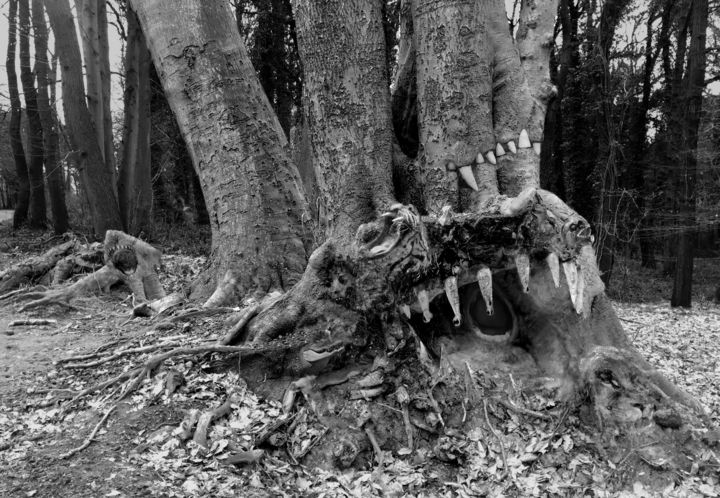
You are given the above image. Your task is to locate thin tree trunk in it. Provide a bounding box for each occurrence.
[19,0,47,229]
[97,0,115,185]
[118,7,152,235]
[33,0,68,234]
[6,0,30,228]
[291,0,396,238]
[671,0,708,307]
[130,0,309,304]
[44,0,123,236]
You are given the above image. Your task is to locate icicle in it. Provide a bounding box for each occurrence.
[546,252,560,288]
[458,166,479,191]
[574,263,585,315]
[486,150,497,165]
[438,205,453,226]
[563,260,578,308]
[476,266,494,315]
[515,252,530,292]
[416,288,433,323]
[444,276,461,326]
[518,129,531,148]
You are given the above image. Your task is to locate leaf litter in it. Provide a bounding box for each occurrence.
[0,252,719,497]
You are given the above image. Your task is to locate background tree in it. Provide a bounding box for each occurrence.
[118,6,152,235]
[7,0,31,228]
[18,0,47,229]
[33,0,68,233]
[44,0,122,236]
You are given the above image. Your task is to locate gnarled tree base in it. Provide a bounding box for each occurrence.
[209,189,714,473]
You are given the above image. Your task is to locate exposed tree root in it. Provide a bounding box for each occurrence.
[193,390,242,447]
[57,405,117,459]
[62,341,182,369]
[0,239,78,293]
[16,265,122,311]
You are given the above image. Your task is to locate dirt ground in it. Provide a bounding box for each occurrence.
[1,225,720,497]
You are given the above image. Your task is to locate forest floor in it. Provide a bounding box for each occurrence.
[1,223,719,497]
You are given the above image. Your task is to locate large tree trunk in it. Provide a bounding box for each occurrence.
[130,0,310,305]
[44,0,122,236]
[118,7,152,236]
[291,0,396,239]
[7,0,30,228]
[18,0,47,229]
[33,0,69,234]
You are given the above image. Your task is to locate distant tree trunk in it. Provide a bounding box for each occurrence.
[6,0,30,228]
[33,0,68,234]
[247,0,298,138]
[77,0,116,188]
[44,0,123,236]
[118,7,152,236]
[592,0,631,284]
[131,0,310,304]
[18,0,47,229]
[633,8,661,269]
[671,0,708,307]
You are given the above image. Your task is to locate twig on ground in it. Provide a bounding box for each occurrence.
[220,304,260,345]
[57,405,117,459]
[484,399,509,480]
[10,319,58,326]
[193,390,242,447]
[64,367,142,409]
[494,398,554,421]
[365,426,384,467]
[62,341,181,369]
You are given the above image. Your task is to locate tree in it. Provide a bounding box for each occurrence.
[18,0,47,229]
[118,6,152,235]
[6,0,31,228]
[670,0,708,307]
[33,0,69,234]
[44,0,122,236]
[77,0,116,188]
[129,0,715,472]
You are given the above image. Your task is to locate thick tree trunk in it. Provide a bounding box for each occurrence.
[33,0,68,234]
[671,0,707,307]
[291,0,396,239]
[44,0,122,236]
[118,7,152,236]
[130,0,310,305]
[7,0,30,228]
[18,0,47,229]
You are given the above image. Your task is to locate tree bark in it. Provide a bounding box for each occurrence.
[7,0,30,228]
[33,0,68,234]
[291,0,396,239]
[118,7,152,236]
[18,0,47,229]
[671,0,708,307]
[130,0,310,305]
[77,0,116,187]
[44,0,123,236]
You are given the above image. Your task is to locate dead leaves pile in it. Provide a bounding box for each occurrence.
[1,252,720,496]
